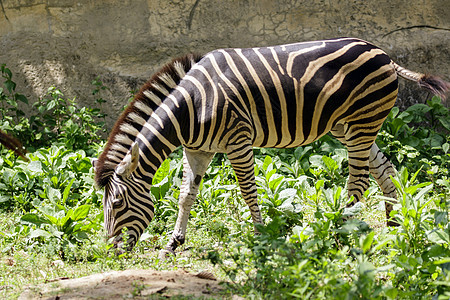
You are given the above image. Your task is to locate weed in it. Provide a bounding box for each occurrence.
[0,66,449,299]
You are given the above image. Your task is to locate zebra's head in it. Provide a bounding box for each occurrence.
[93,142,154,253]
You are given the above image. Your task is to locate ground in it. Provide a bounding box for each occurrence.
[19,269,227,299]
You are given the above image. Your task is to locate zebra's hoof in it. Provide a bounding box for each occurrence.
[158,249,175,260]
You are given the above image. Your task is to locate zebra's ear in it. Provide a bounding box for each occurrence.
[115,142,139,178]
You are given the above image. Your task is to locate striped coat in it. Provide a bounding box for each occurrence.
[93,38,449,255]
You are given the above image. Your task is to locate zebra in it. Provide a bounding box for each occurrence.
[92,37,449,256]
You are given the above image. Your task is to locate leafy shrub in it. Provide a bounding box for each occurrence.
[1,65,449,299]
[0,145,104,258]
[29,87,106,153]
[0,64,32,144]
[206,168,449,299]
[0,64,107,154]
[377,96,449,183]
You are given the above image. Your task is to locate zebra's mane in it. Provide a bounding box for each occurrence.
[94,53,204,188]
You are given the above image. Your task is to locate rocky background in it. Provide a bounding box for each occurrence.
[1,0,449,129]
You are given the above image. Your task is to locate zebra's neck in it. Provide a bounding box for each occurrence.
[94,54,203,188]
[122,103,184,184]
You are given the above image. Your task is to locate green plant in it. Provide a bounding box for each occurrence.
[1,65,109,154]
[20,203,98,259]
[0,64,32,144]
[30,87,105,153]
[1,69,449,299]
[377,96,450,184]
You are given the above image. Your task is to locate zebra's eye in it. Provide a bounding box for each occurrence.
[112,198,123,209]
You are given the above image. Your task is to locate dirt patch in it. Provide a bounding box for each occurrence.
[19,269,228,299]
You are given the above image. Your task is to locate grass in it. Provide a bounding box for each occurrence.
[0,210,227,298]
[1,137,448,299]
[0,68,449,298]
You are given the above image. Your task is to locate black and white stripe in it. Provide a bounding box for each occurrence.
[93,38,449,254]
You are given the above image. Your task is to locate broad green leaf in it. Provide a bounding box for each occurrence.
[63,178,76,203]
[44,213,59,225]
[413,184,433,202]
[278,188,297,200]
[430,134,444,148]
[315,180,324,191]
[384,287,398,299]
[268,174,283,190]
[262,155,272,171]
[73,205,91,221]
[46,226,64,238]
[358,261,376,279]
[442,143,450,154]
[59,210,73,229]
[3,66,12,78]
[47,187,61,202]
[362,231,375,253]
[4,79,16,93]
[309,154,324,168]
[73,231,89,241]
[152,159,170,185]
[27,161,43,174]
[21,213,50,226]
[0,195,10,203]
[265,168,277,182]
[28,229,52,239]
[15,94,28,104]
[439,118,450,131]
[390,106,400,118]
[278,199,294,212]
[427,229,450,244]
[322,155,338,172]
[408,208,417,218]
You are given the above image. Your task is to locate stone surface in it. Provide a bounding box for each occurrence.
[1,0,449,129]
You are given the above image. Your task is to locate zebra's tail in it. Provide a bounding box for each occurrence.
[392,61,450,100]
[0,130,28,160]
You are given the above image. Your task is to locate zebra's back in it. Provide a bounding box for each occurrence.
[180,38,398,151]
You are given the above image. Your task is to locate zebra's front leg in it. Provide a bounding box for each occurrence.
[227,144,263,232]
[159,148,214,258]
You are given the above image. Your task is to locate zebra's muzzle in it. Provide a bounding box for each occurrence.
[110,234,136,255]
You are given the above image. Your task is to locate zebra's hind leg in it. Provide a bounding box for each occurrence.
[159,148,214,259]
[346,148,371,206]
[369,143,399,226]
[227,143,264,232]
[331,124,371,214]
[332,124,398,226]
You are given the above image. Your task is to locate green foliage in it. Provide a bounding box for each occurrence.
[0,145,104,261]
[0,146,102,211]
[377,96,450,184]
[0,64,31,142]
[205,168,449,299]
[30,87,106,152]
[1,66,449,299]
[0,66,106,263]
[199,98,450,299]
[0,64,107,154]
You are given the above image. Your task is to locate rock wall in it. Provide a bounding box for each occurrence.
[1,0,449,129]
